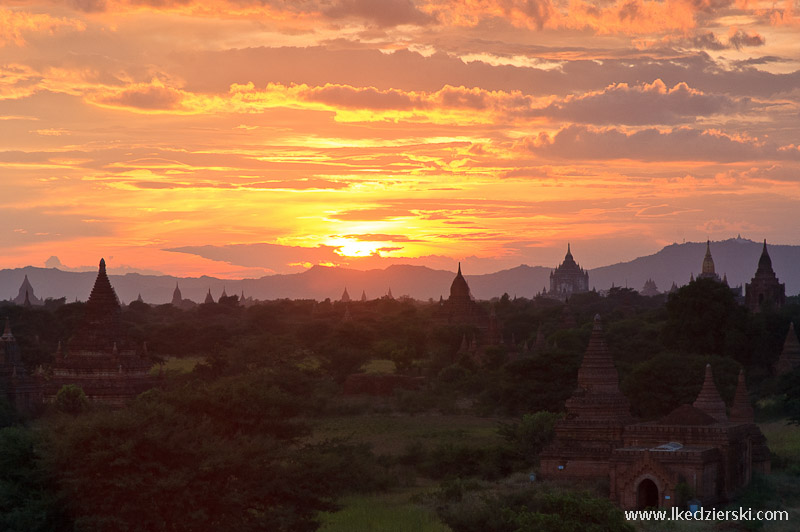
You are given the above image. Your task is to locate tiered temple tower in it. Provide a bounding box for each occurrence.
[547,244,589,300]
[540,315,632,479]
[697,240,720,281]
[44,259,156,406]
[438,263,486,327]
[745,240,785,312]
[775,323,800,375]
[13,275,43,306]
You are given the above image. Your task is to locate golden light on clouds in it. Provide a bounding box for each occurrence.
[0,1,798,278]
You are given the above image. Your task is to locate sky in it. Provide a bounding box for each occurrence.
[1,0,799,278]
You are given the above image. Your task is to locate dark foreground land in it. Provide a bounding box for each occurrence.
[2,281,800,531]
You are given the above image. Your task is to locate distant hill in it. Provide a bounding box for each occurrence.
[591,237,800,296]
[0,238,797,304]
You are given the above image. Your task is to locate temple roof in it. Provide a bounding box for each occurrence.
[756,239,774,275]
[659,404,717,426]
[729,369,754,423]
[13,275,42,305]
[701,240,716,276]
[692,364,727,422]
[775,323,800,375]
[449,262,471,300]
[564,314,631,421]
[172,283,182,304]
[576,315,623,394]
[554,243,583,273]
[67,258,124,353]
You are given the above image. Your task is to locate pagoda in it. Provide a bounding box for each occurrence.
[744,240,785,312]
[697,240,720,281]
[546,244,589,301]
[775,323,800,375]
[44,259,156,406]
[540,315,632,479]
[437,263,487,327]
[13,275,43,306]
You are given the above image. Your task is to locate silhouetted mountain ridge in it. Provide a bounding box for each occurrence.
[1,238,797,304]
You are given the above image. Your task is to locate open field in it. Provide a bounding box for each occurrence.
[760,420,800,465]
[318,490,450,532]
[149,356,203,376]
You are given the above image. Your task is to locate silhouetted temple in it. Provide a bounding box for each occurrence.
[12,275,43,306]
[541,315,769,510]
[745,240,785,312]
[438,263,487,327]
[697,240,720,281]
[640,279,659,297]
[546,244,589,300]
[775,323,800,375]
[43,259,156,406]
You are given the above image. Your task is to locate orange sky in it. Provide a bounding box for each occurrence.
[1,0,799,278]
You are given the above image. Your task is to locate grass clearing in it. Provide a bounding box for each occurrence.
[759,420,800,464]
[309,413,505,455]
[363,359,396,374]
[319,490,450,532]
[150,356,203,375]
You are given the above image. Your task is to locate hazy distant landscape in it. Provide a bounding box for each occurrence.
[4,238,798,304]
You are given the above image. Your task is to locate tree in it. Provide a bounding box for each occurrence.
[662,278,749,360]
[54,384,88,415]
[41,371,380,532]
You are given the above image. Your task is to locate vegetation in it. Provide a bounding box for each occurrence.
[0,281,798,530]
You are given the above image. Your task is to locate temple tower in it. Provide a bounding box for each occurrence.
[13,275,43,306]
[547,244,589,300]
[697,240,720,281]
[692,364,727,422]
[540,315,632,479]
[729,369,754,423]
[745,240,785,312]
[775,323,800,375]
[45,259,156,406]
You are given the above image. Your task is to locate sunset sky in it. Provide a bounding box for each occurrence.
[2,0,799,278]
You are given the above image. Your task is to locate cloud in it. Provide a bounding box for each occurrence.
[524,124,800,162]
[727,29,765,49]
[531,79,742,125]
[329,208,416,221]
[0,8,85,47]
[325,0,435,27]
[92,80,187,111]
[67,0,108,12]
[340,233,427,242]
[301,84,422,110]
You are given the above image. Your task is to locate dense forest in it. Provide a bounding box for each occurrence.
[1,279,799,531]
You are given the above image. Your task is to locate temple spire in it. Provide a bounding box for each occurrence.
[729,369,754,423]
[693,364,727,422]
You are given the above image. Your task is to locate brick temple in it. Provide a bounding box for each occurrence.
[540,315,770,510]
[42,258,156,406]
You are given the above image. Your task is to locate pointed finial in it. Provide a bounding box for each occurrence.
[99,258,106,271]
[457,262,462,275]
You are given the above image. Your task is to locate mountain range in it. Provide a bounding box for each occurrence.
[1,237,797,304]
